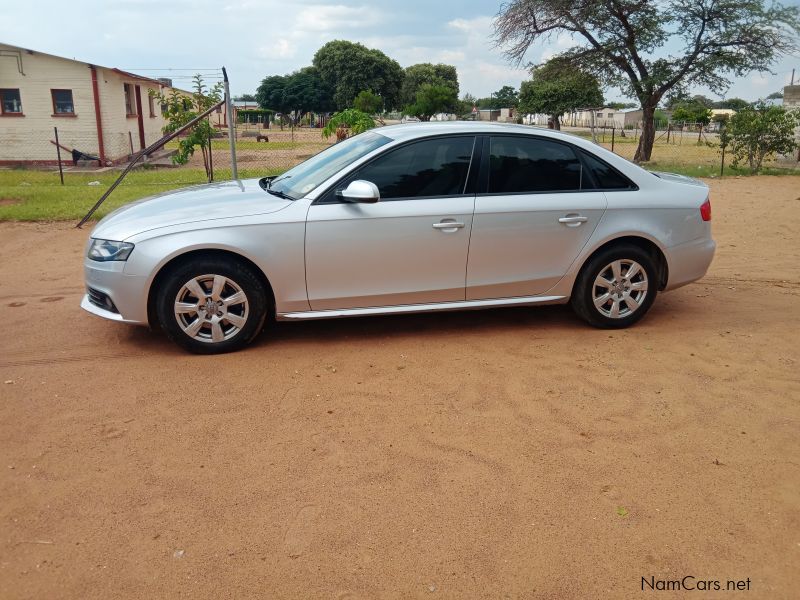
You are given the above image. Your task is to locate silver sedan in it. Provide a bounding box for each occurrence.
[81,123,715,353]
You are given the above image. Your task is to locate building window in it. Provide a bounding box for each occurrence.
[51,89,75,114]
[124,83,136,116]
[148,94,156,117]
[0,89,23,115]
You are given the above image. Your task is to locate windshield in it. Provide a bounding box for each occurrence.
[268,131,392,199]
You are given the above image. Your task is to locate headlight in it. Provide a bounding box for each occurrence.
[88,239,135,262]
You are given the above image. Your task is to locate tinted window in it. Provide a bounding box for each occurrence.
[352,136,475,199]
[489,136,582,193]
[580,151,636,189]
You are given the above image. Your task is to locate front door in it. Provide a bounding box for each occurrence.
[467,135,607,299]
[305,135,478,311]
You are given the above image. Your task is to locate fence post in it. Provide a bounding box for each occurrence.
[611,126,615,153]
[53,126,64,185]
[222,66,238,181]
[128,131,134,156]
[720,142,725,177]
[666,124,670,144]
[207,120,214,182]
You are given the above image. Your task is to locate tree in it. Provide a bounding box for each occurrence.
[400,63,459,106]
[671,101,712,125]
[404,84,459,120]
[151,74,222,181]
[255,67,333,121]
[353,90,383,114]
[715,98,751,111]
[723,102,800,172]
[518,60,603,130]
[607,101,637,110]
[767,91,784,100]
[312,40,404,110]
[234,93,256,102]
[494,0,800,162]
[493,85,519,108]
[321,109,376,139]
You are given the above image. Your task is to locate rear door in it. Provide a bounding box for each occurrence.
[466,135,607,299]
[305,135,478,310]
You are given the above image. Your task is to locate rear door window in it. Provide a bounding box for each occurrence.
[488,136,583,193]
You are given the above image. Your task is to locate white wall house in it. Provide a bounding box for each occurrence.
[0,43,185,166]
[522,107,644,129]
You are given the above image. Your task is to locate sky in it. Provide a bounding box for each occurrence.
[1,0,798,104]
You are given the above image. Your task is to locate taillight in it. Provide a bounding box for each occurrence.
[700,198,711,221]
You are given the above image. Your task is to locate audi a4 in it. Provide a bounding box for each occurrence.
[81,123,715,353]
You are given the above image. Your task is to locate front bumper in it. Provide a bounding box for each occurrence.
[80,258,149,325]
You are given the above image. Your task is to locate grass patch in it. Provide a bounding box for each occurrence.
[0,167,284,221]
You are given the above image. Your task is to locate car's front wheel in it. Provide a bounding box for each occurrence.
[156,257,269,354]
[571,245,658,328]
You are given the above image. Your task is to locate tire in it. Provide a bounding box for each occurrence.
[571,244,658,329]
[155,256,269,354]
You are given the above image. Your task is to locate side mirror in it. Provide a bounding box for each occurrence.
[341,180,380,203]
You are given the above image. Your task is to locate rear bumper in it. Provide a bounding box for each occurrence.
[664,237,716,291]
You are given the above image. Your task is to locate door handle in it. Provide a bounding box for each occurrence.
[432,221,465,230]
[558,215,588,227]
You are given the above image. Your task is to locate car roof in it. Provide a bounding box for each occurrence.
[378,121,582,142]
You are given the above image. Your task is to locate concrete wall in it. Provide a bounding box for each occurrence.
[0,44,179,164]
[784,85,800,148]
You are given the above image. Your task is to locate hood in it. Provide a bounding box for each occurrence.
[649,171,708,188]
[90,178,292,241]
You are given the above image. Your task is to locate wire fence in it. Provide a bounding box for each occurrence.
[16,117,800,188]
[2,113,798,222]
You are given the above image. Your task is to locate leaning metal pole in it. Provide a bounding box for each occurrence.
[75,98,225,228]
[222,66,238,181]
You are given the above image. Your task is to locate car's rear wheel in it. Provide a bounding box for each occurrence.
[571,245,657,329]
[156,257,269,354]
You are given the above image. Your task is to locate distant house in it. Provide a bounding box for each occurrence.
[522,106,642,129]
[0,43,187,166]
[477,108,516,122]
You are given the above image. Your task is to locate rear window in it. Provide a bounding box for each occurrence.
[580,150,636,190]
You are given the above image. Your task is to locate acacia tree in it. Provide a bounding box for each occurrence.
[518,60,603,129]
[494,0,800,162]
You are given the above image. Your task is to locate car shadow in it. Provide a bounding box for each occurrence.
[118,292,692,355]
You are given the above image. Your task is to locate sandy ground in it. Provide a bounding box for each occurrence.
[1,177,798,599]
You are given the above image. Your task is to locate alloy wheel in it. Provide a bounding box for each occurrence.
[173,274,250,343]
[592,259,649,319]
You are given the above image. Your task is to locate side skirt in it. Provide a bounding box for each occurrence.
[276,295,567,321]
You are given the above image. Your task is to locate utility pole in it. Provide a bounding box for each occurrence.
[791,68,795,86]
